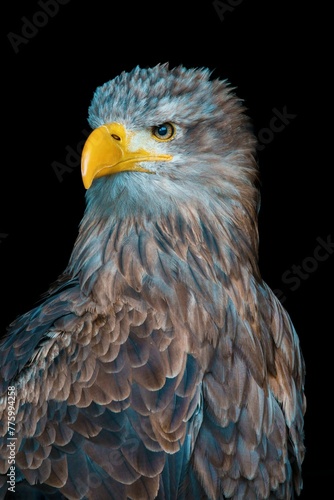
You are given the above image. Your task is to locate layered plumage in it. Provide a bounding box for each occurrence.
[0,64,306,499]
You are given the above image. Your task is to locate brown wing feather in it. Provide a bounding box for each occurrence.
[191,279,305,499]
[0,226,206,498]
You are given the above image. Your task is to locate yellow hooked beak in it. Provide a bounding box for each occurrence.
[81,122,172,189]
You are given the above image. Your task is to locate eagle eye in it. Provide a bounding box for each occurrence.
[152,122,175,141]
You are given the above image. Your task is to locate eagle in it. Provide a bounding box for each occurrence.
[0,64,306,499]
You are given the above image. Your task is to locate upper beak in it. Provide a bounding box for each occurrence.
[81,122,172,189]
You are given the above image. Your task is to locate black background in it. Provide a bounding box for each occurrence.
[1,1,332,498]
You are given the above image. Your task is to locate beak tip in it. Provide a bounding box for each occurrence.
[81,161,91,189]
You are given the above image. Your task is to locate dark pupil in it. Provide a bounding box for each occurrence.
[157,125,168,136]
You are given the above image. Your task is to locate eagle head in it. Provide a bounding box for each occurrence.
[81,64,258,224]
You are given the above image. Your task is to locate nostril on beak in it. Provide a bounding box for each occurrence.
[111,134,121,141]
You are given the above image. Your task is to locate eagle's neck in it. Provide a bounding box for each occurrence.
[67,194,260,311]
